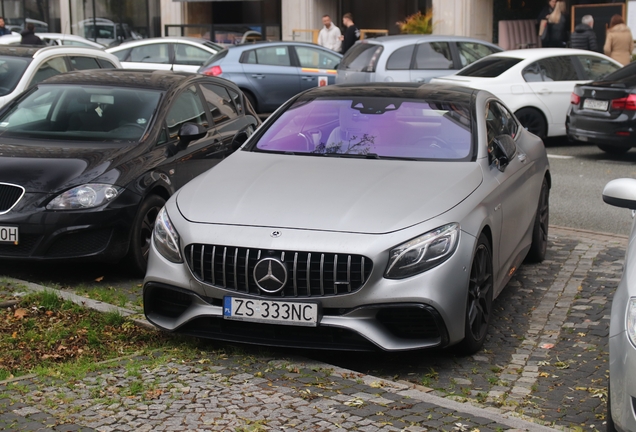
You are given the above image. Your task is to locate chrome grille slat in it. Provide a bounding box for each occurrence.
[185,244,372,299]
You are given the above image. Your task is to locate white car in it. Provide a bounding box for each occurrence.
[107,37,223,73]
[0,33,104,49]
[431,48,622,138]
[0,45,121,108]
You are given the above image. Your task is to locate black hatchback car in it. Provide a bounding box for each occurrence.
[567,61,636,154]
[0,69,259,274]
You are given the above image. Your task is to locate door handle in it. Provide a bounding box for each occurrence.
[302,76,316,81]
[518,153,527,163]
[537,89,552,95]
[251,74,265,79]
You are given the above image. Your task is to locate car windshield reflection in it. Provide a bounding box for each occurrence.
[0,56,32,96]
[0,84,162,142]
[254,97,473,161]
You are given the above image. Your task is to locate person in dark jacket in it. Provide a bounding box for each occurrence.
[538,0,556,23]
[570,15,599,51]
[20,23,43,45]
[544,1,568,47]
[340,13,360,55]
[0,17,11,36]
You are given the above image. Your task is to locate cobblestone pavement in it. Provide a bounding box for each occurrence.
[0,226,628,431]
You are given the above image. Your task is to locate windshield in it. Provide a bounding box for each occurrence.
[253,97,473,161]
[0,56,32,96]
[457,57,522,77]
[0,84,162,142]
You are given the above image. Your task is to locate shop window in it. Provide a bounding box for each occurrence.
[129,43,170,64]
[166,86,207,139]
[414,42,453,70]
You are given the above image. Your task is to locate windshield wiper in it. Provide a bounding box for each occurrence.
[323,152,381,159]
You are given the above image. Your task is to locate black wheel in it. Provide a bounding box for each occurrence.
[607,382,618,432]
[515,108,547,139]
[526,178,550,263]
[456,233,494,355]
[126,195,165,276]
[598,144,630,155]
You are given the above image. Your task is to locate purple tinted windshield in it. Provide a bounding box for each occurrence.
[254,98,473,160]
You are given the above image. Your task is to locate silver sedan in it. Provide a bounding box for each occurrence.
[143,83,550,354]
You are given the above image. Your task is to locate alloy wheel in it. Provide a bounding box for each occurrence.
[467,243,493,341]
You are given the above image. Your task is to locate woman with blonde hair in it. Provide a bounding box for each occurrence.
[604,14,634,66]
[543,0,568,48]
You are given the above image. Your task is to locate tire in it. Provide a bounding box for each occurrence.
[607,382,618,432]
[598,144,630,155]
[126,195,166,277]
[455,233,494,356]
[526,178,550,263]
[515,108,547,139]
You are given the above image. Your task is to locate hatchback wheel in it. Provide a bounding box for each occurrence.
[515,108,547,139]
[526,178,549,263]
[456,233,493,355]
[127,195,165,276]
[598,144,630,155]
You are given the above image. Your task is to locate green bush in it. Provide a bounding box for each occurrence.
[397,10,435,35]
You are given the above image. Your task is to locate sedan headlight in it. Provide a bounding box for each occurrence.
[153,206,182,263]
[627,298,636,347]
[385,223,460,279]
[47,184,121,210]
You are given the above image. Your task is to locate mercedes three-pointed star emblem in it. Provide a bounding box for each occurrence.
[253,257,288,293]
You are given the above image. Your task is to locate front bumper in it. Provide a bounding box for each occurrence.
[610,330,636,431]
[0,190,141,262]
[143,218,476,352]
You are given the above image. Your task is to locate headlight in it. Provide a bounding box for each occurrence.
[627,298,636,347]
[47,184,121,210]
[385,223,460,279]
[153,206,182,263]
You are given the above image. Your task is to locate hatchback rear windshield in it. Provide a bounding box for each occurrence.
[201,49,228,68]
[0,84,162,142]
[0,56,32,96]
[339,43,383,72]
[253,97,473,161]
[457,57,522,77]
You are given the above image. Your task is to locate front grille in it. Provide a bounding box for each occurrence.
[0,183,25,214]
[185,244,373,298]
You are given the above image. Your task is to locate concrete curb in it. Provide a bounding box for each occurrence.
[549,224,629,240]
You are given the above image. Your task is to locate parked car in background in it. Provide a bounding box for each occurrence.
[602,178,636,432]
[0,45,120,109]
[107,37,223,73]
[78,18,142,47]
[431,48,622,139]
[6,18,48,34]
[199,41,342,113]
[0,70,259,274]
[336,35,502,85]
[143,83,550,354]
[567,61,636,154]
[0,33,104,49]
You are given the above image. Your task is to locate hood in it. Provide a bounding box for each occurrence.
[0,140,137,193]
[575,24,592,33]
[177,151,483,235]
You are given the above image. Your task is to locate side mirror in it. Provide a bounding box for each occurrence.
[492,135,516,172]
[178,122,207,146]
[603,178,636,209]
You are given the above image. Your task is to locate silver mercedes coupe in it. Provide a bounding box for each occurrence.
[143,83,550,354]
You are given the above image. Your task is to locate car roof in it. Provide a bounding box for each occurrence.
[225,40,340,52]
[300,82,476,103]
[364,34,500,48]
[487,47,611,60]
[110,37,218,49]
[0,45,108,58]
[40,69,197,90]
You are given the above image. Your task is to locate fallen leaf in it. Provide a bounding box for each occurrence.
[11,331,17,339]
[13,308,27,319]
[94,276,104,282]
[369,381,384,388]
[540,343,554,349]
[45,311,54,316]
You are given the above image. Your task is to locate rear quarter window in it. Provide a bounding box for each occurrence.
[339,43,383,72]
[457,57,522,77]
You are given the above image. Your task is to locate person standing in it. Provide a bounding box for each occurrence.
[0,17,11,36]
[544,1,568,47]
[20,23,43,45]
[538,0,556,24]
[570,15,599,51]
[340,13,360,55]
[604,14,633,66]
[317,15,342,53]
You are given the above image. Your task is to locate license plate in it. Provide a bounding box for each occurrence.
[0,226,18,245]
[583,99,609,111]
[223,297,318,327]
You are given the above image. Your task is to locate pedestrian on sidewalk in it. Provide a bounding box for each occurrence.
[570,15,599,52]
[318,14,342,53]
[604,14,634,66]
[340,13,360,55]
[20,22,43,45]
[0,17,11,36]
[542,1,568,47]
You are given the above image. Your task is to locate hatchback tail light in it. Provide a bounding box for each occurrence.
[202,65,223,77]
[570,93,580,105]
[611,94,636,111]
